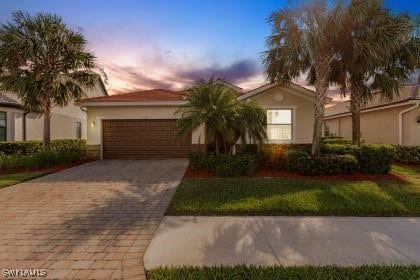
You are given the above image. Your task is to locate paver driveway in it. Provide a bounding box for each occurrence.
[0,159,188,280]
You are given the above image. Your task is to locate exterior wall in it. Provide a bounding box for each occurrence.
[402,106,420,146]
[3,83,106,141]
[25,112,85,140]
[0,106,25,141]
[324,104,419,145]
[248,86,314,144]
[86,106,204,158]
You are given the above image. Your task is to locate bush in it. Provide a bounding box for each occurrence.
[0,139,86,155]
[395,146,420,164]
[358,144,395,174]
[0,149,84,171]
[322,137,352,145]
[283,149,358,175]
[189,151,261,177]
[321,143,360,156]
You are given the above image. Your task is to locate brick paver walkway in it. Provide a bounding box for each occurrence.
[0,159,188,280]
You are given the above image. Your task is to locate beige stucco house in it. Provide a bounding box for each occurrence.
[0,81,108,142]
[79,83,317,159]
[324,85,420,146]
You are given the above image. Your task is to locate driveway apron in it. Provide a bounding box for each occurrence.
[0,159,188,280]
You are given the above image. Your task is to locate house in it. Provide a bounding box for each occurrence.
[0,80,108,142]
[324,85,420,146]
[78,83,318,159]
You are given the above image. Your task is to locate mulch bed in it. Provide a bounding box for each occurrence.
[184,165,405,181]
[0,160,93,176]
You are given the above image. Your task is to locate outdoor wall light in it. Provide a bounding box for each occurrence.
[416,115,420,124]
[90,121,96,127]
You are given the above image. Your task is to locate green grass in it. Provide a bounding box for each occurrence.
[147,265,420,280]
[0,171,48,189]
[167,165,420,216]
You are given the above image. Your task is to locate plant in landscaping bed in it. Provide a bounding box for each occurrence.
[322,137,353,145]
[176,78,267,156]
[358,144,395,174]
[0,12,100,150]
[283,149,358,175]
[190,151,261,177]
[0,149,85,171]
[395,145,420,164]
[0,139,86,155]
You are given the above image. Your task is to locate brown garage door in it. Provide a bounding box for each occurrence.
[103,119,191,158]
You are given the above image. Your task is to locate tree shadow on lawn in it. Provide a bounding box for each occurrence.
[170,171,420,216]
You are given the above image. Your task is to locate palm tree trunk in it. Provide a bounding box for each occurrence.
[312,61,329,157]
[350,85,361,146]
[43,99,52,151]
[215,135,219,156]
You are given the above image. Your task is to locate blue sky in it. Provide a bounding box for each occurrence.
[0,0,418,94]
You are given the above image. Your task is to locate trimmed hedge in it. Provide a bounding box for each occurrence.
[190,151,261,177]
[283,149,358,175]
[0,149,85,171]
[358,144,395,174]
[321,143,360,156]
[0,139,86,155]
[322,137,352,145]
[395,145,420,164]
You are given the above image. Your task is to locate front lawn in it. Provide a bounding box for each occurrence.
[147,265,420,280]
[0,171,48,189]
[167,165,420,216]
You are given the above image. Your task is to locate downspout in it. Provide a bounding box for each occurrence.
[399,101,419,145]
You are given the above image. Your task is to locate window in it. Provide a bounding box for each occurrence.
[0,112,6,141]
[267,109,292,141]
[324,122,330,137]
[76,121,82,139]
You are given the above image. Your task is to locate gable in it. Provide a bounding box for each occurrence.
[240,83,315,108]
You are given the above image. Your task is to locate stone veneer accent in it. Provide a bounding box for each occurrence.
[86,144,101,160]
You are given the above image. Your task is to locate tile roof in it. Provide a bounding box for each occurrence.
[0,94,21,108]
[81,89,185,102]
[325,85,419,117]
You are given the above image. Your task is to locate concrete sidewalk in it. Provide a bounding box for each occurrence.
[144,216,420,270]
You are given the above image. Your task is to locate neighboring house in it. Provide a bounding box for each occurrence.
[78,83,319,159]
[324,85,420,146]
[0,80,108,141]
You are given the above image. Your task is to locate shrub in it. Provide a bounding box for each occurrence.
[189,151,261,177]
[0,139,86,155]
[0,149,84,171]
[283,149,358,175]
[395,145,420,164]
[321,143,360,156]
[358,144,395,174]
[322,137,352,145]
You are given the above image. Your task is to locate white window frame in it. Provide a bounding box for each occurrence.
[265,106,297,144]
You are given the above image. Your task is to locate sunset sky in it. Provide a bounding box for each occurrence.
[0,0,418,95]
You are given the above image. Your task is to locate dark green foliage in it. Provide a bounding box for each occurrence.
[321,143,360,156]
[322,137,353,145]
[0,139,86,155]
[283,149,358,175]
[395,146,420,164]
[189,151,261,177]
[358,144,396,174]
[167,165,420,216]
[0,149,84,171]
[148,265,420,280]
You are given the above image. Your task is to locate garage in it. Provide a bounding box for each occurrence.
[102,119,191,158]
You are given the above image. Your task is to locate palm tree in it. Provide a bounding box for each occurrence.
[176,78,267,156]
[331,0,419,145]
[263,1,344,156]
[0,11,98,150]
